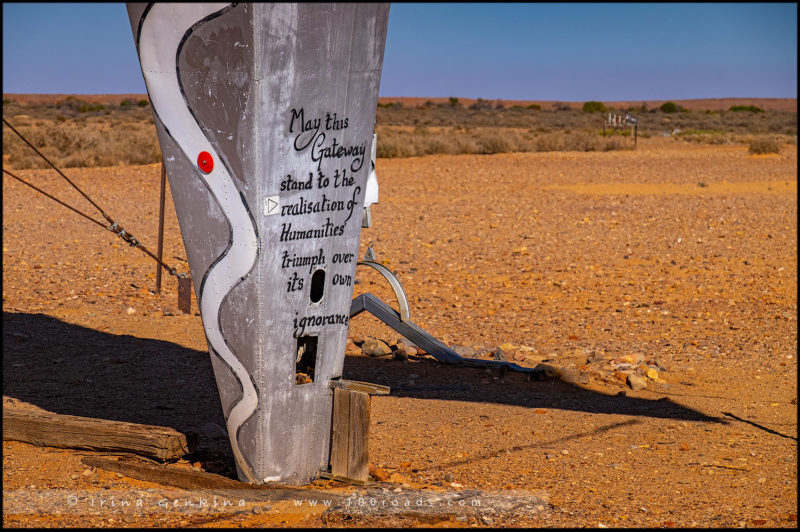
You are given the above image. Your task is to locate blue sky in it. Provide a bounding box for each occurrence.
[2,3,797,101]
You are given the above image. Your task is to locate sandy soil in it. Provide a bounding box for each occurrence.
[2,137,797,527]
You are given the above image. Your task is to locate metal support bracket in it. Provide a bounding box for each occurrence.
[356,261,410,321]
[350,293,537,374]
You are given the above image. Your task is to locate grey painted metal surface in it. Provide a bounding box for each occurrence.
[126,3,389,485]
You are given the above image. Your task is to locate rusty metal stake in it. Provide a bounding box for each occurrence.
[155,163,167,294]
[177,276,192,314]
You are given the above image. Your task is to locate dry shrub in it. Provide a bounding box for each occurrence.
[374,126,632,158]
[3,120,162,169]
[748,137,782,155]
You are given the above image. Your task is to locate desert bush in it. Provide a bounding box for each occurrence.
[748,137,781,155]
[582,101,607,113]
[137,99,149,107]
[448,97,460,107]
[730,105,764,113]
[475,130,512,154]
[526,104,541,110]
[660,101,679,113]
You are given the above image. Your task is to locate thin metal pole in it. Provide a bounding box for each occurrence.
[156,162,167,293]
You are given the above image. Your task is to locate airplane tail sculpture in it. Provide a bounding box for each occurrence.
[126,3,389,485]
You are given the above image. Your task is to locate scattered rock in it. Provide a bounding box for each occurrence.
[392,349,409,361]
[627,374,647,390]
[397,341,417,357]
[646,367,659,380]
[81,469,93,476]
[561,367,589,386]
[451,345,477,358]
[534,363,561,378]
[372,467,390,481]
[362,337,392,357]
[493,348,508,362]
[126,307,136,314]
[444,473,454,482]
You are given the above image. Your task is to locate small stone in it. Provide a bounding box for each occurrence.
[452,345,477,358]
[372,467,390,481]
[392,349,409,361]
[535,363,561,378]
[450,482,462,488]
[252,506,262,515]
[82,469,92,476]
[444,473,454,482]
[362,337,392,357]
[561,449,569,455]
[126,307,136,314]
[627,374,647,391]
[162,309,173,316]
[192,462,203,469]
[493,349,508,362]
[70,474,79,480]
[561,367,589,385]
[456,516,468,523]
[646,368,659,380]
[482,516,494,525]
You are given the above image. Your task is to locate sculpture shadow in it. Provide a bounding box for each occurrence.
[342,356,724,424]
[3,312,723,434]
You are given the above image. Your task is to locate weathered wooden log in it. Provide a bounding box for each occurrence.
[2,399,196,461]
[81,456,342,502]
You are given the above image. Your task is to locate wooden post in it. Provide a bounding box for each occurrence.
[155,162,167,294]
[177,275,192,314]
[330,388,370,481]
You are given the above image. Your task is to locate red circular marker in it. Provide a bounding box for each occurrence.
[197,151,214,173]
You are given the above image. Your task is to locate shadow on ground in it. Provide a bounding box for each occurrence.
[3,311,724,474]
[3,311,723,427]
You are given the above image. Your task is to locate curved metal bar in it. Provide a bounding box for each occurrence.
[356,261,411,321]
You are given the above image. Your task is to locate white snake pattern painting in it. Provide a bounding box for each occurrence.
[136,3,261,483]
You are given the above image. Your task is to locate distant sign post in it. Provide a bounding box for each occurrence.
[603,111,638,146]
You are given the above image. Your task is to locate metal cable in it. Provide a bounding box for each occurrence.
[2,119,186,278]
[3,117,114,224]
[3,168,108,230]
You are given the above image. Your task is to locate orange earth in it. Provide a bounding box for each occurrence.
[2,137,797,527]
